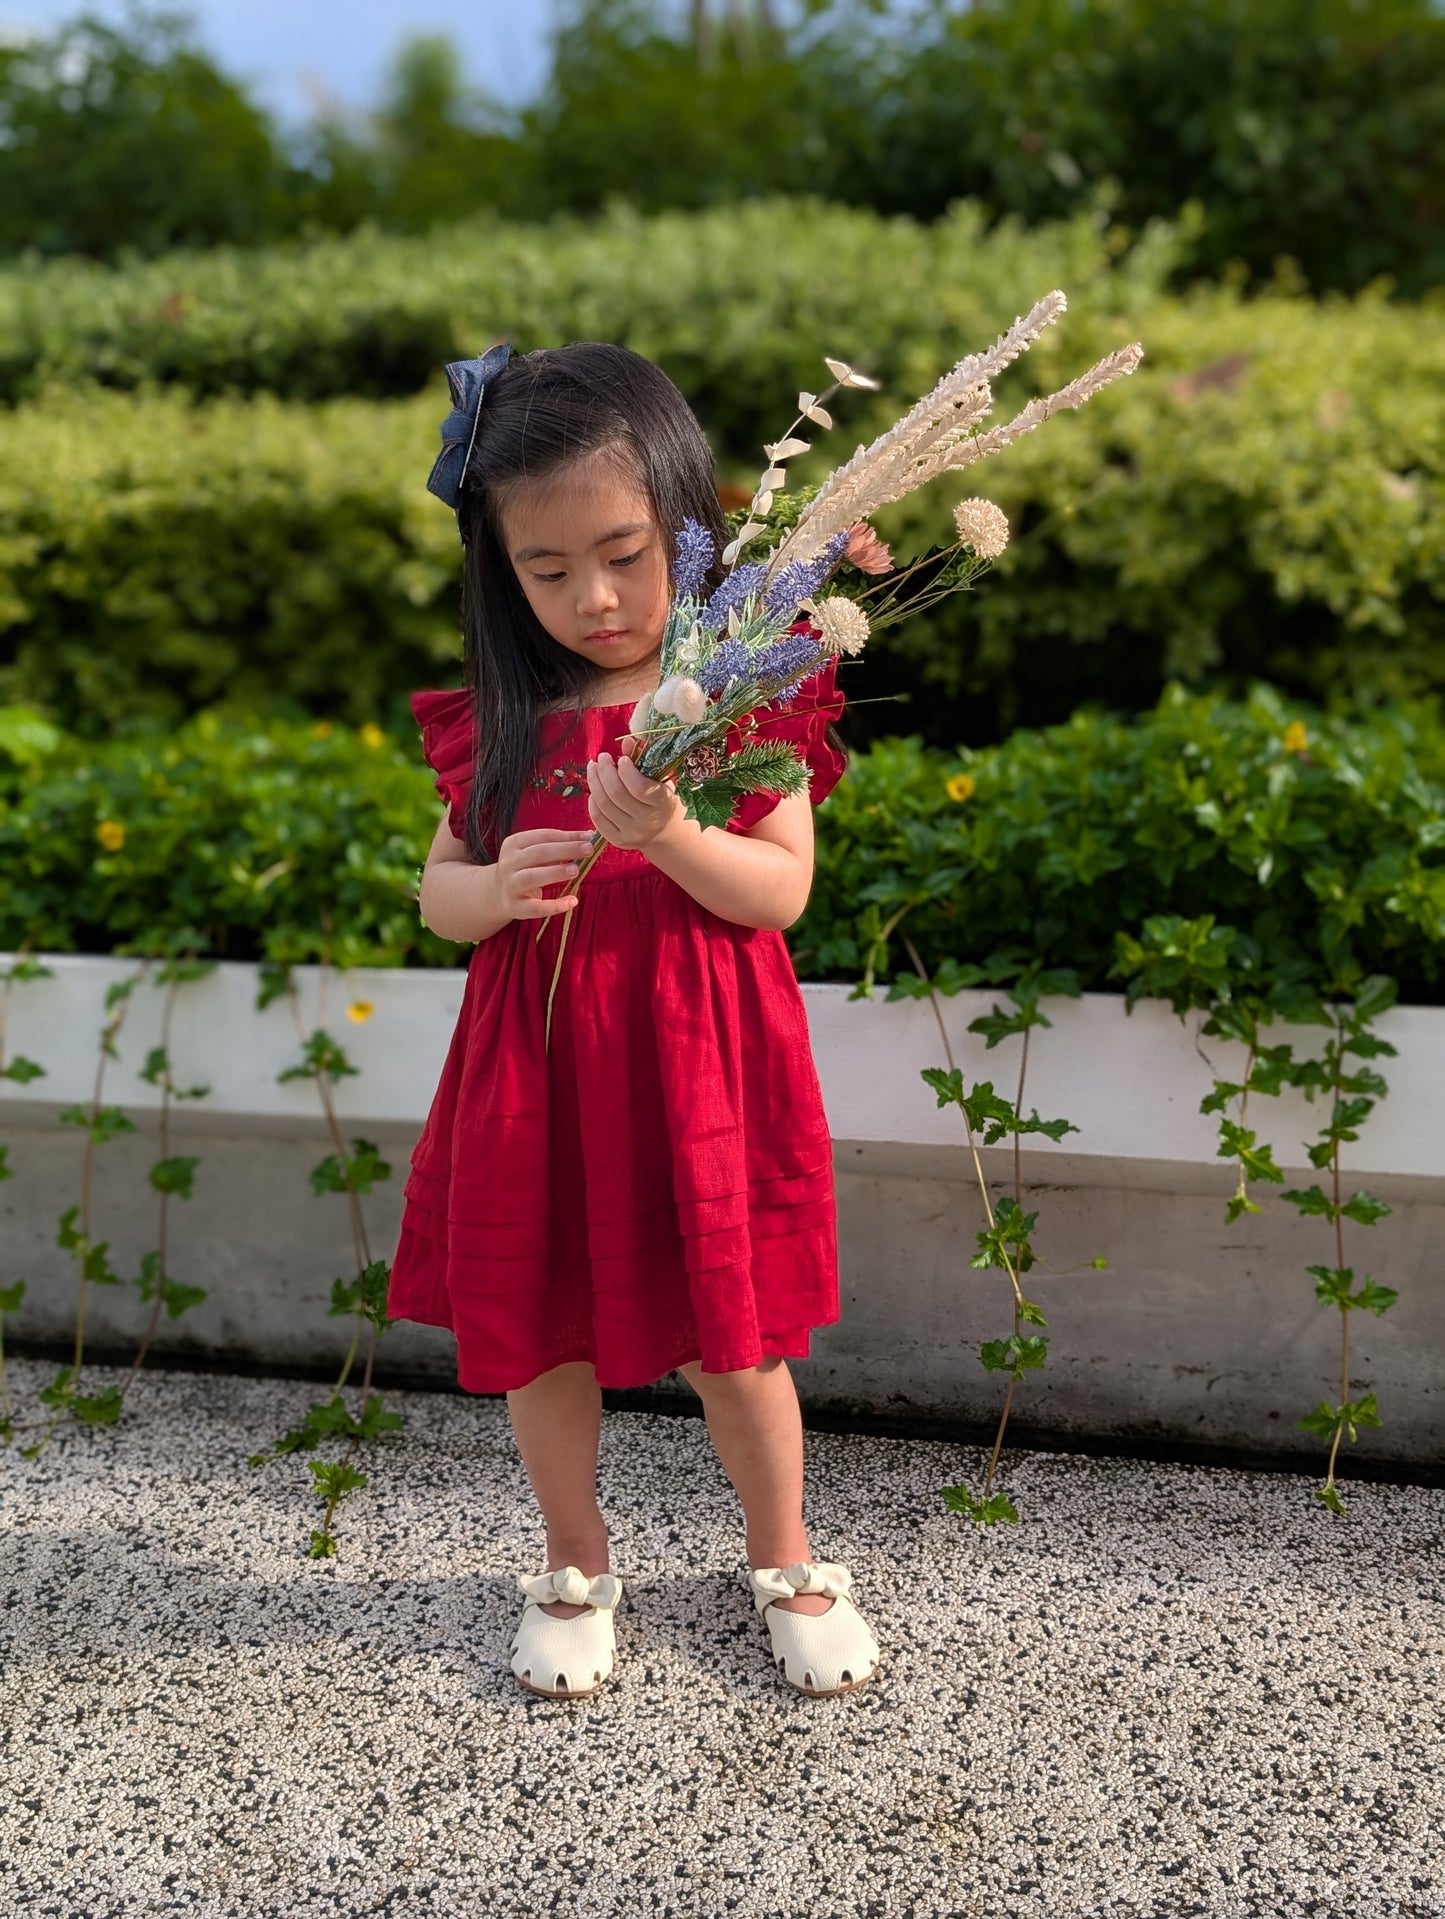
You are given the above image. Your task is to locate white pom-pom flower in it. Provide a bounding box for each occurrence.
[651,675,709,724]
[952,497,1010,560]
[628,693,655,739]
[810,596,870,657]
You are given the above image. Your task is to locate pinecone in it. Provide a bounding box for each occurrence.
[682,744,721,782]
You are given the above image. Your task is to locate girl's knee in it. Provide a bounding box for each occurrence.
[677,1355,783,1392]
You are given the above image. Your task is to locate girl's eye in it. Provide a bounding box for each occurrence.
[612,550,644,568]
[531,571,565,585]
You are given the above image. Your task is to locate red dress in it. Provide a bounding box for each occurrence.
[385,657,848,1393]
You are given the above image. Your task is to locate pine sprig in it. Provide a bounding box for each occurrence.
[710,740,812,794]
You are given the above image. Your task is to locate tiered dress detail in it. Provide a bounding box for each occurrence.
[385,658,848,1392]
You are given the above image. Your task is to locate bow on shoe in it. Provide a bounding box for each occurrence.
[750,1560,854,1613]
[517,1566,623,1612]
[426,340,513,508]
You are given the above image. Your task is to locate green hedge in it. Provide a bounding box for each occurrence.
[3,686,1441,1008]
[1,265,1440,744]
[0,197,1174,419]
[799,685,1445,1012]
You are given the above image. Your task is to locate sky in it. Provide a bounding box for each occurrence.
[0,0,557,122]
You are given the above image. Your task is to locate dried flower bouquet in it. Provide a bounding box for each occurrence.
[537,290,1144,1039]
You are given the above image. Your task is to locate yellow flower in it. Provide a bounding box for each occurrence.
[96,819,125,851]
[311,721,334,740]
[1282,721,1308,754]
[358,723,385,749]
[946,773,977,803]
[346,1000,375,1024]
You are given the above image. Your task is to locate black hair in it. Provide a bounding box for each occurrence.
[451,341,731,863]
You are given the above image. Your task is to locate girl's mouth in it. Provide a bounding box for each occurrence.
[586,630,627,644]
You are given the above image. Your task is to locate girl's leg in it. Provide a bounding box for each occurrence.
[505,1360,611,1619]
[675,1354,832,1617]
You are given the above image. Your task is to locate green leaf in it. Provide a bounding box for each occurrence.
[680,780,737,830]
[1215,1120,1284,1184]
[1306,1263,1355,1307]
[72,1387,124,1425]
[1295,1399,1343,1439]
[967,1005,1029,1048]
[0,1279,25,1312]
[309,1139,391,1196]
[307,1530,339,1559]
[309,1460,369,1499]
[941,1484,1019,1525]
[921,1066,964,1107]
[979,1333,1048,1376]
[1350,975,1398,1022]
[38,1365,75,1407]
[1281,1184,1333,1218]
[1353,1280,1398,1316]
[279,1028,358,1084]
[1341,1392,1383,1439]
[1340,1189,1390,1226]
[149,1155,199,1199]
[82,1240,121,1286]
[356,1394,404,1439]
[162,1278,207,1319]
[1,1056,46,1084]
[58,1104,135,1145]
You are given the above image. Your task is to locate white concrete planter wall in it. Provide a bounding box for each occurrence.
[3,953,1442,1459]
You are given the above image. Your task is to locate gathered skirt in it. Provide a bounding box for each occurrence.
[386,850,840,1393]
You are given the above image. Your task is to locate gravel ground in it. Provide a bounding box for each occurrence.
[1,1353,1442,1919]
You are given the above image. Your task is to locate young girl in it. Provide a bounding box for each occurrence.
[387,339,881,1702]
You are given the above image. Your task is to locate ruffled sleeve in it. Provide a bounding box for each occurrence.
[724,654,848,836]
[409,687,478,844]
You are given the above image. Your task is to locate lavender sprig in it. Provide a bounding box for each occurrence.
[699,562,768,634]
[753,633,829,705]
[762,530,850,621]
[671,518,715,599]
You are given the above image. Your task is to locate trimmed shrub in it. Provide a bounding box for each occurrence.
[0,198,1180,411]
[1,270,1440,744]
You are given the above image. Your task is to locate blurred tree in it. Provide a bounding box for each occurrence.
[0,0,1439,294]
[865,0,1445,294]
[293,32,532,232]
[0,3,288,256]
[521,0,830,212]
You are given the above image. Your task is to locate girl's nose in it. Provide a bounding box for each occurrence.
[577,568,621,618]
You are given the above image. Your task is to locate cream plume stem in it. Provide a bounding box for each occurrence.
[772,290,1070,570]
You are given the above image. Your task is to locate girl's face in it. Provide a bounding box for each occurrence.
[499,449,670,692]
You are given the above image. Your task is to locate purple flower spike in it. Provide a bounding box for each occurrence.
[699,562,767,634]
[756,633,827,702]
[763,529,851,622]
[672,519,715,599]
[697,637,752,696]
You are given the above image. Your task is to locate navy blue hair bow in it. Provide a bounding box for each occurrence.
[426,340,513,509]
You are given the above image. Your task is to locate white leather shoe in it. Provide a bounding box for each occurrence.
[508,1565,624,1698]
[748,1560,881,1696]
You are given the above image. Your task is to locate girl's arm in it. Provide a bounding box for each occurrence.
[585,749,815,931]
[418,817,597,943]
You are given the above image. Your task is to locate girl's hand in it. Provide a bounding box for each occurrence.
[494,827,596,919]
[586,749,681,851]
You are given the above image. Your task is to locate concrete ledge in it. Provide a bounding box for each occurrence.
[3,953,1442,1461]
